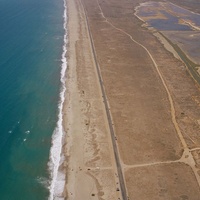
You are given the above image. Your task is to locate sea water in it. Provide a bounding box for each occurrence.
[0,0,66,199]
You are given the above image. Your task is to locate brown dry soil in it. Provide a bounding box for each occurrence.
[81,0,200,199]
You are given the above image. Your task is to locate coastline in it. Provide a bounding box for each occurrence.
[48,0,68,199]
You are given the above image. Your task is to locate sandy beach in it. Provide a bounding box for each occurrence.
[61,0,200,199]
[61,0,122,198]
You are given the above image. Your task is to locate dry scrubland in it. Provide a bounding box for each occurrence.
[63,0,200,199]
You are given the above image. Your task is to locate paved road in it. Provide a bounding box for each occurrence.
[79,0,128,199]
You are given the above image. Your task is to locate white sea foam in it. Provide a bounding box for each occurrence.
[48,0,68,199]
[37,176,50,190]
[25,130,30,134]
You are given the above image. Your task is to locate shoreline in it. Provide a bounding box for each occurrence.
[48,0,68,199]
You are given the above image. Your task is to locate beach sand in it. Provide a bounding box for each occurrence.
[62,0,121,198]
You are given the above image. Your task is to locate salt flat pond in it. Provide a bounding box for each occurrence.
[135,1,200,79]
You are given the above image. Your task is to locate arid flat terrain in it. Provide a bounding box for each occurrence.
[64,0,200,199]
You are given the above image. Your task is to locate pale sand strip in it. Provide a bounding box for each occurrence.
[153,32,181,61]
[61,0,122,199]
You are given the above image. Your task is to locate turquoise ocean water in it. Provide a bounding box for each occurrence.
[0,0,65,199]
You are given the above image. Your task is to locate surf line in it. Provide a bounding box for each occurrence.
[48,0,68,199]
